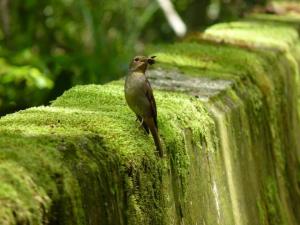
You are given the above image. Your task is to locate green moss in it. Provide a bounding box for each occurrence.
[265,177,282,225]
[256,200,267,225]
[0,81,218,224]
[248,13,300,26]
[247,1,300,28]
[203,21,298,51]
[147,41,274,84]
[147,16,300,225]
[0,161,50,224]
[196,18,300,225]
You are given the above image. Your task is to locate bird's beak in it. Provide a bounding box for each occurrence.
[147,56,156,65]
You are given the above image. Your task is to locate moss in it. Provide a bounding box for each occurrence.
[256,200,268,225]
[247,1,300,28]
[198,18,300,225]
[0,81,218,224]
[265,177,282,225]
[146,16,300,225]
[203,21,298,51]
[0,161,50,224]
[199,19,299,173]
[248,13,300,27]
[147,41,276,84]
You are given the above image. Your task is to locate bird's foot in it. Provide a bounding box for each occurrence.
[138,118,144,127]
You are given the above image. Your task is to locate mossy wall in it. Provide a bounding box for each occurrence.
[0,3,300,225]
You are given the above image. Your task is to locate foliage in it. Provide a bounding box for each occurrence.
[0,50,52,115]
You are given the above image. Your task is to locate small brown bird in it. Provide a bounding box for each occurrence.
[125,56,163,157]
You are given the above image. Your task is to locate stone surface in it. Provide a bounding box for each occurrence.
[147,68,233,101]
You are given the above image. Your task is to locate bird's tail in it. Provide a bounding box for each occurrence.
[147,118,163,157]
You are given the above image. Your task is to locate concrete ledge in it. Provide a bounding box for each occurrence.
[0,4,300,225]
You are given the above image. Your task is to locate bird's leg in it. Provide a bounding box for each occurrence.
[136,115,150,134]
[139,118,144,127]
[136,115,144,127]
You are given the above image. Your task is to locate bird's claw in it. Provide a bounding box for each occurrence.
[139,118,144,127]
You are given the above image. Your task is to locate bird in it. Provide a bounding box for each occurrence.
[125,55,163,157]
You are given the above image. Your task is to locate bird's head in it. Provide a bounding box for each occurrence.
[129,56,156,73]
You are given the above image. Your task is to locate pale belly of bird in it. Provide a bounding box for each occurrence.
[125,73,152,118]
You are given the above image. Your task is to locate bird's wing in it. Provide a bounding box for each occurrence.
[144,78,158,128]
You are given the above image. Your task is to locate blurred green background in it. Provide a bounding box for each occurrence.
[0,0,266,115]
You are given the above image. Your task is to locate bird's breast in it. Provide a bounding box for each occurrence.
[125,72,146,96]
[125,72,151,117]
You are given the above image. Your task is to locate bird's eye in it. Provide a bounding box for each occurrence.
[134,57,139,62]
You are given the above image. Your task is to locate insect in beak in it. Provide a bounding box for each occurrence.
[147,56,156,65]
